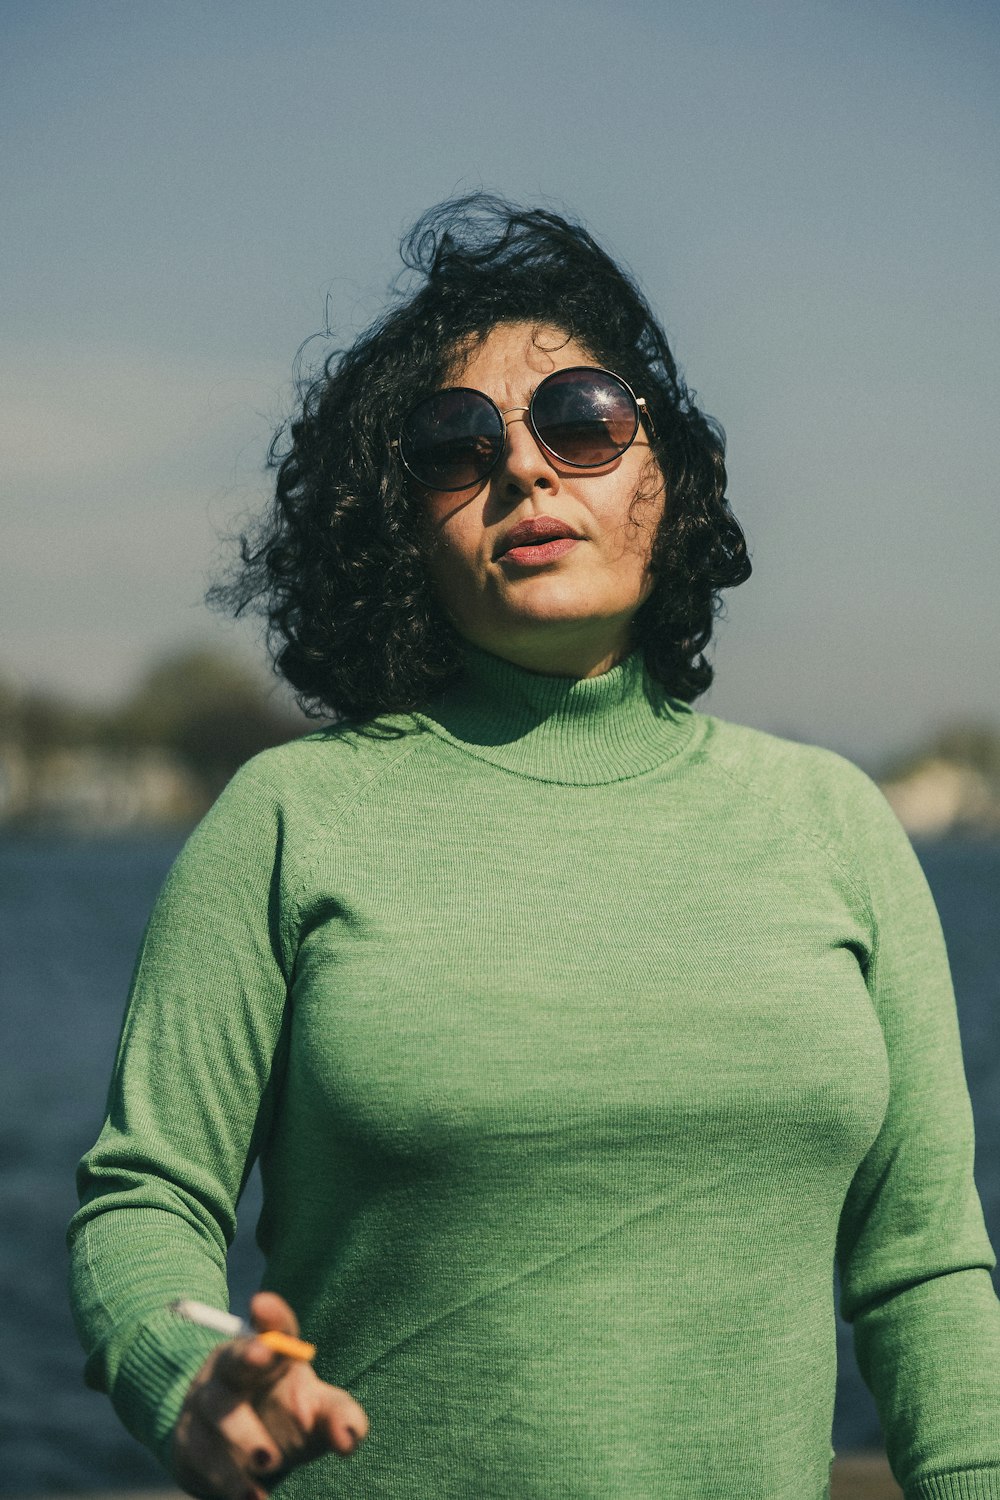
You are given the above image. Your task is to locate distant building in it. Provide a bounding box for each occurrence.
[0,745,206,832]
[880,758,1000,839]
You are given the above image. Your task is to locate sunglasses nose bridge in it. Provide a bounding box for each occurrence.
[498,404,530,444]
[495,405,563,480]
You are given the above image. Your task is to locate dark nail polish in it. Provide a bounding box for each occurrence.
[252,1449,271,1469]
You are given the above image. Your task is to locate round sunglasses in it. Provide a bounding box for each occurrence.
[395,366,650,492]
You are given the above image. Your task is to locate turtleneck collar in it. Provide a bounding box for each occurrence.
[413,640,697,784]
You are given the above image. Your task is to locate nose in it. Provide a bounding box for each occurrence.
[494,408,559,497]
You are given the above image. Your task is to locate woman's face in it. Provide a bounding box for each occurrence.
[420,321,665,678]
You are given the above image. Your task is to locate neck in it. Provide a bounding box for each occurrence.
[414,638,697,785]
[452,620,637,681]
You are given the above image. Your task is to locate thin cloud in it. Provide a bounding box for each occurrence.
[0,345,285,489]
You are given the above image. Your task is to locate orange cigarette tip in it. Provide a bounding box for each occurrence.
[258,1329,317,1361]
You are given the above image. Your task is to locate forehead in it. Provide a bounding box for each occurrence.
[448,322,599,399]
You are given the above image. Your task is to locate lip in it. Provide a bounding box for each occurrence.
[494,516,583,560]
[501,537,580,566]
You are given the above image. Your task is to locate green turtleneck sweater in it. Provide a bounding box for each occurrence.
[69,646,1000,1500]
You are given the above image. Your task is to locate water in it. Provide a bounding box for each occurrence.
[1,834,997,1494]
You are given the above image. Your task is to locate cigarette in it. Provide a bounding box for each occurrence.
[170,1298,316,1362]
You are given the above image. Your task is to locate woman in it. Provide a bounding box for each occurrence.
[69,196,1000,1500]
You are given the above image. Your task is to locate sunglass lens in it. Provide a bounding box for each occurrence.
[531,369,639,467]
[400,389,504,491]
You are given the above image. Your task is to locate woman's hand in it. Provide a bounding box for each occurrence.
[171,1291,369,1500]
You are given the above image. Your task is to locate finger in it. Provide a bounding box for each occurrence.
[251,1365,368,1464]
[212,1335,288,1395]
[249,1290,300,1337]
[213,1398,285,1478]
[309,1381,370,1457]
[189,1358,285,1448]
[178,1407,269,1500]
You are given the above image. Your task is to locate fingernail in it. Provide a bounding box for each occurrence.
[252,1449,271,1469]
[346,1424,364,1450]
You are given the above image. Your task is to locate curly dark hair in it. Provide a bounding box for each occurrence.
[210,194,751,721]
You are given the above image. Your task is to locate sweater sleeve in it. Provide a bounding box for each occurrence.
[67,756,296,1477]
[833,769,1000,1499]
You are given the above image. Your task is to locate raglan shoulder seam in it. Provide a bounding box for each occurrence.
[698,736,879,936]
[281,730,432,933]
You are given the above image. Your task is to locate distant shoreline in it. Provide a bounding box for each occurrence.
[4,744,1000,842]
[3,646,999,840]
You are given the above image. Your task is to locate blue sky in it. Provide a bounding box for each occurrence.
[3,0,998,766]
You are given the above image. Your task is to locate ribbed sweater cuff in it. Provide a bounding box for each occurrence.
[911,1468,1000,1499]
[112,1306,230,1474]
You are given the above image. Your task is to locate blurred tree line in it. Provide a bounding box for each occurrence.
[0,646,315,811]
[881,724,1000,785]
[2,647,998,834]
